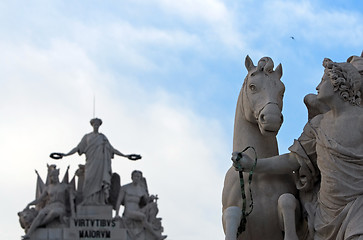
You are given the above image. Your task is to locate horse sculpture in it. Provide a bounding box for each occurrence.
[222,56,299,240]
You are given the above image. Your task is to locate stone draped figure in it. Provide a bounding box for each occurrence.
[54,118,141,205]
[115,170,166,240]
[21,165,71,239]
[233,54,363,239]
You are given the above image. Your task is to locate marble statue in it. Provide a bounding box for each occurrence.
[51,118,141,205]
[20,165,73,239]
[115,170,167,240]
[18,166,166,240]
[19,118,166,239]
[222,56,298,240]
[232,54,363,240]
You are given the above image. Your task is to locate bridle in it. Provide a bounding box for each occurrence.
[243,77,280,122]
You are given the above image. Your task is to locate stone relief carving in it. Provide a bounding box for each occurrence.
[231,52,363,239]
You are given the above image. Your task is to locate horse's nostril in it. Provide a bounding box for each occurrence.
[260,114,266,122]
[281,115,284,124]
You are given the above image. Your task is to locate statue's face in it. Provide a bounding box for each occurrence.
[316,73,335,103]
[92,121,101,131]
[131,171,142,183]
[49,173,59,184]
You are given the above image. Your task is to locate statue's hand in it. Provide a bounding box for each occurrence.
[231,152,254,172]
[50,152,64,160]
[150,195,158,201]
[127,154,142,161]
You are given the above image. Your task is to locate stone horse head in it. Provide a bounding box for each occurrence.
[241,55,284,136]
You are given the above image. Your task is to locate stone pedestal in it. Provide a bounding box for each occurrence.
[29,205,127,240]
[76,205,113,218]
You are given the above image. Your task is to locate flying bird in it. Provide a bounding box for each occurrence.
[290,36,295,40]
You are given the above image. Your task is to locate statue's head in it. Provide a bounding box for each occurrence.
[131,170,143,181]
[90,118,103,127]
[242,56,284,136]
[131,170,144,186]
[47,164,60,184]
[322,58,362,106]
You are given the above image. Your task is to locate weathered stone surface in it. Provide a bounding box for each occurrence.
[48,229,63,240]
[29,228,48,240]
[76,205,113,219]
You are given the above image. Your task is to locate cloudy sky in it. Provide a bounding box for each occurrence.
[0,0,362,239]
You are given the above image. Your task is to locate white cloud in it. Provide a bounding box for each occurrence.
[255,1,363,47]
[155,0,245,50]
[157,0,229,23]
[0,33,228,239]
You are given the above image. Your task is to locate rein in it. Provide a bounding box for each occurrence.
[234,146,257,237]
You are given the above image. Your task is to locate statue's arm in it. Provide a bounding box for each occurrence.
[25,189,47,209]
[113,148,128,158]
[113,148,141,161]
[232,152,300,174]
[148,194,158,202]
[62,147,78,157]
[50,146,79,159]
[58,135,87,158]
[255,153,300,174]
[115,188,126,217]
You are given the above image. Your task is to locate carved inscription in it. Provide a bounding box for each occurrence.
[74,219,116,239]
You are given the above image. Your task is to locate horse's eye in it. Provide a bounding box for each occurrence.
[249,84,257,92]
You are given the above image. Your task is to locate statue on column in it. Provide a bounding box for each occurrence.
[51,118,141,205]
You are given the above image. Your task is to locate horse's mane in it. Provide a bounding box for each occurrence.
[251,57,275,75]
[257,57,275,73]
[242,57,276,90]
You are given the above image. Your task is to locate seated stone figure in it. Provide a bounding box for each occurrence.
[233,55,363,240]
[21,165,70,239]
[115,170,166,240]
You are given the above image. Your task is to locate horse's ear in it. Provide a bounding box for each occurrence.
[275,63,283,79]
[361,50,363,57]
[245,55,255,72]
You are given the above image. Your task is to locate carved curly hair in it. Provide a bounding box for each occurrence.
[323,58,361,106]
